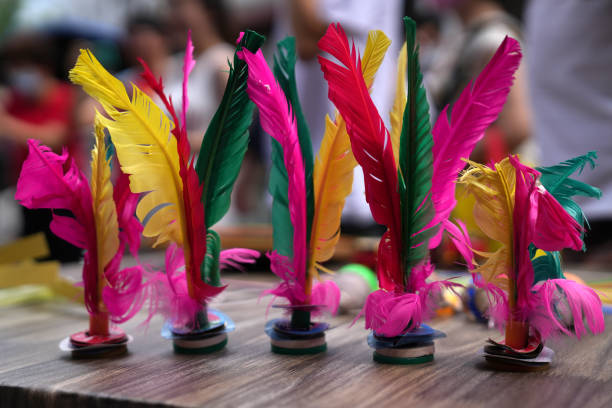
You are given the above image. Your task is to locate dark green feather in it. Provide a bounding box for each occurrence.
[398,17,438,285]
[530,245,564,283]
[530,152,601,283]
[273,36,315,247]
[201,229,221,287]
[195,30,265,228]
[269,139,293,257]
[537,151,601,248]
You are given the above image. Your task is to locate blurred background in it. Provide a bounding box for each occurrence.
[1,0,611,276]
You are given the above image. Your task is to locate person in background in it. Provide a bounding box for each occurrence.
[272,0,403,234]
[165,0,234,153]
[0,31,81,261]
[426,0,531,164]
[526,0,612,264]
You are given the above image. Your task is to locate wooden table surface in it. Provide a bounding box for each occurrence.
[1,268,611,408]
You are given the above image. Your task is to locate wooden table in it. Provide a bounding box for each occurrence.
[1,271,610,408]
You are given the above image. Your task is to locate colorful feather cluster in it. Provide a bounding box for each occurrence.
[319,18,521,337]
[460,153,605,342]
[15,123,148,333]
[69,31,261,330]
[239,32,389,317]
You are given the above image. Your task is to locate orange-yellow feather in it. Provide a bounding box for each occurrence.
[70,50,187,254]
[90,119,119,307]
[459,158,517,290]
[389,41,407,166]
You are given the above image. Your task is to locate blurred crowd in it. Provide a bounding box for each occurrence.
[1,0,611,266]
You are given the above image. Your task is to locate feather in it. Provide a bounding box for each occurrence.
[238,48,307,301]
[530,278,605,339]
[537,151,601,248]
[318,22,402,291]
[15,140,99,312]
[70,46,221,310]
[389,41,406,166]
[397,17,437,285]
[195,30,265,227]
[91,120,120,286]
[308,29,389,280]
[273,36,314,246]
[429,37,521,249]
[112,170,142,258]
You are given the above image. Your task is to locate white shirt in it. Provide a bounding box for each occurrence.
[526,0,612,220]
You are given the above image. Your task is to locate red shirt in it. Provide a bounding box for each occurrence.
[6,82,78,182]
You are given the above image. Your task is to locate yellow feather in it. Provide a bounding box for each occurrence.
[71,50,186,250]
[91,119,119,305]
[361,30,392,89]
[459,158,517,291]
[389,42,407,166]
[307,30,390,287]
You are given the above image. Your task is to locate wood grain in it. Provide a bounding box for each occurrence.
[0,264,610,408]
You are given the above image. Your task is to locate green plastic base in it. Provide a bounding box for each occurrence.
[173,338,228,355]
[373,352,434,365]
[271,343,327,355]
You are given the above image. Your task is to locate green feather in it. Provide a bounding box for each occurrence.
[398,17,437,285]
[529,152,601,283]
[273,37,315,247]
[537,151,601,248]
[530,245,564,283]
[269,139,293,257]
[195,30,265,228]
[201,229,221,287]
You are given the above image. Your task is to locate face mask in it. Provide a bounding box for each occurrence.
[7,68,43,98]
[420,0,465,11]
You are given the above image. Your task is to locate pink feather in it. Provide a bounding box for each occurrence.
[238,48,308,304]
[15,140,101,314]
[219,248,259,270]
[153,244,219,329]
[530,279,605,339]
[113,171,142,258]
[181,30,195,131]
[428,37,522,249]
[318,23,402,292]
[510,156,584,320]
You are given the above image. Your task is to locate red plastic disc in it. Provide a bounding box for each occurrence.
[70,328,127,347]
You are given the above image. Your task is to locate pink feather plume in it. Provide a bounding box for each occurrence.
[238,48,308,306]
[428,37,522,249]
[15,140,100,313]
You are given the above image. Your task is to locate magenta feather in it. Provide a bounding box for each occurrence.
[15,140,100,313]
[219,248,259,270]
[428,37,522,249]
[510,156,584,321]
[530,278,605,339]
[181,30,195,131]
[238,48,308,305]
[113,171,142,258]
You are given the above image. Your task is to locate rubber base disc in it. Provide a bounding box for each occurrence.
[173,333,228,354]
[270,334,327,355]
[71,344,128,359]
[373,352,434,365]
[484,355,550,372]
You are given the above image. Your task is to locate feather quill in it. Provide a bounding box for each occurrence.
[318,22,402,291]
[70,43,222,311]
[389,41,406,166]
[239,48,307,304]
[273,37,314,246]
[196,30,265,227]
[309,29,390,281]
[397,17,437,286]
[428,37,522,248]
